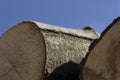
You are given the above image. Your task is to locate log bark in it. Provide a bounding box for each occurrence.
[81,17,120,80]
[0,21,99,80]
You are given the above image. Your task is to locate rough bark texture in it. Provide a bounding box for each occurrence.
[43,31,94,80]
[43,30,93,71]
[0,21,99,80]
[80,17,120,80]
[33,21,99,80]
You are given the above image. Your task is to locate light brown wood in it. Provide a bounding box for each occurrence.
[0,22,46,80]
[0,21,99,80]
[81,17,120,80]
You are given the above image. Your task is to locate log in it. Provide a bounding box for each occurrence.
[0,22,46,80]
[80,17,120,80]
[0,21,99,80]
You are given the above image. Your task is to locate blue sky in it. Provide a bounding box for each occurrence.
[0,0,120,36]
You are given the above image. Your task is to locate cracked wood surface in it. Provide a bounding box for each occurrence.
[0,23,46,80]
[0,21,99,80]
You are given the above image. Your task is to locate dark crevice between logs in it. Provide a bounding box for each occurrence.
[44,61,80,80]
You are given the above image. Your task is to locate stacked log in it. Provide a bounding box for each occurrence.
[0,21,99,80]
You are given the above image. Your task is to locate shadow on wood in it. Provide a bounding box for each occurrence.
[80,17,120,80]
[45,61,79,80]
[0,21,99,80]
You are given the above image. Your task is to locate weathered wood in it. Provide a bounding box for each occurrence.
[0,22,46,80]
[0,21,99,80]
[33,21,99,80]
[81,17,120,80]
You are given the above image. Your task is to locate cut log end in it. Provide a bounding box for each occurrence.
[0,22,46,80]
[81,17,120,80]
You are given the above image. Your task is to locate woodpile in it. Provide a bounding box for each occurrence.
[0,17,120,80]
[0,21,99,80]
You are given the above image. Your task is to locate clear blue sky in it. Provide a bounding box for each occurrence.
[0,0,120,36]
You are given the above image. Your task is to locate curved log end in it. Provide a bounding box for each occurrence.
[0,22,46,80]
